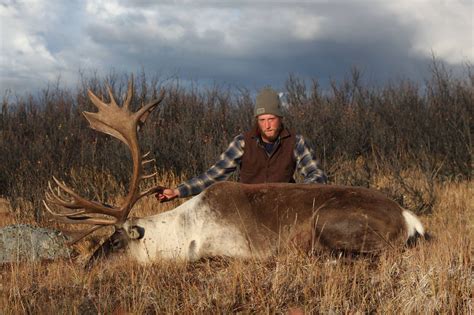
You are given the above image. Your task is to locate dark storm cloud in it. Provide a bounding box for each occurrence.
[81,1,431,90]
[0,0,472,94]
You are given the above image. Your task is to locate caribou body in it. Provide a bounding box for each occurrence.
[120,182,424,264]
[43,79,425,265]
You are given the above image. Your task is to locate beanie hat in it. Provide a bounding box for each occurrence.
[254,87,283,117]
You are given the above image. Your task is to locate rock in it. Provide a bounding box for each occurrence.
[0,224,73,263]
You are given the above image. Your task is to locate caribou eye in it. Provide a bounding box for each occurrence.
[111,238,124,250]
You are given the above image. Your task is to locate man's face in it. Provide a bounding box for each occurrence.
[257,114,282,143]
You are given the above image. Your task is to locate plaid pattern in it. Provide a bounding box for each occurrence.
[177,134,327,197]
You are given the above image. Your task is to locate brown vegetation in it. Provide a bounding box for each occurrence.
[0,64,472,312]
[0,63,472,221]
[0,179,471,313]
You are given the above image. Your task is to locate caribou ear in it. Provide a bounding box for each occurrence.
[127,225,145,240]
[85,229,129,269]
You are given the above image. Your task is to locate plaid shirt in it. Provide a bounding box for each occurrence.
[177,133,327,198]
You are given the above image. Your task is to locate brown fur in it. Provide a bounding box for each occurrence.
[202,182,408,255]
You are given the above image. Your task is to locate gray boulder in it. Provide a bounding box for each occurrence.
[0,224,73,263]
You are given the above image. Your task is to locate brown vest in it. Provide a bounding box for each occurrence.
[240,126,296,184]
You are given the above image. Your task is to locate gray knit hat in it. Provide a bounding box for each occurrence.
[254,87,283,117]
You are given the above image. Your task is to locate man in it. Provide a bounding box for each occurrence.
[156,87,327,202]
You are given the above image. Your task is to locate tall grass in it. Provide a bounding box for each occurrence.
[0,180,471,313]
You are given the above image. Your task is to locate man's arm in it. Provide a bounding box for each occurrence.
[173,135,245,198]
[294,135,327,184]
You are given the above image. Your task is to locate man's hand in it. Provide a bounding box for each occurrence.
[155,188,180,203]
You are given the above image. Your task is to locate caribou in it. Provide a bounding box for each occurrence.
[44,79,425,265]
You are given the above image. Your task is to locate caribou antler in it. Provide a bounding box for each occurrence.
[44,77,165,244]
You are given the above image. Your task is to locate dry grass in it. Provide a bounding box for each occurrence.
[0,178,472,314]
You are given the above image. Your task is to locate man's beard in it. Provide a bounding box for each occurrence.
[258,125,282,142]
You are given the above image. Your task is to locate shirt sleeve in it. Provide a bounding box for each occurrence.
[294,135,327,184]
[176,135,245,197]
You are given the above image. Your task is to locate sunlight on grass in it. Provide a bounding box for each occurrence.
[0,175,471,313]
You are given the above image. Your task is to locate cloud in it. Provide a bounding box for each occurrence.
[386,0,473,64]
[0,1,86,92]
[0,0,472,95]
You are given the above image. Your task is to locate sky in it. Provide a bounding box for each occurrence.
[0,0,472,95]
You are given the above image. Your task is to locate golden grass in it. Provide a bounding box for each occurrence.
[0,179,472,314]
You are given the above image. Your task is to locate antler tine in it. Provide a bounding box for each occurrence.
[45,190,89,218]
[44,196,110,245]
[142,172,157,180]
[43,200,116,226]
[64,225,104,245]
[106,85,119,108]
[135,89,166,126]
[138,185,167,200]
[141,151,155,166]
[46,182,80,209]
[48,177,121,217]
[88,89,109,112]
[123,76,134,111]
[142,158,155,166]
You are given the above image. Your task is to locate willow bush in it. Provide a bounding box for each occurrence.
[0,63,472,220]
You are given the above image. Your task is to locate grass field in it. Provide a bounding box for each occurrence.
[0,176,471,314]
